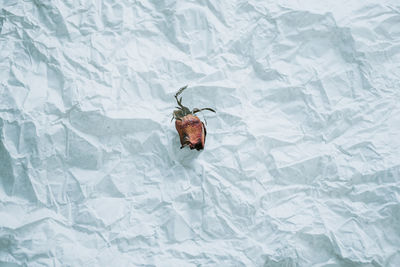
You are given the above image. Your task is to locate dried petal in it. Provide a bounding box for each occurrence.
[175,114,206,150]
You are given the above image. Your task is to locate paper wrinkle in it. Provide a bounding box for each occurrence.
[1,0,400,266]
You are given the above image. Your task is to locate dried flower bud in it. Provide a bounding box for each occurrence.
[172,85,215,150]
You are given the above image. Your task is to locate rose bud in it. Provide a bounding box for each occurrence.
[172,85,216,150]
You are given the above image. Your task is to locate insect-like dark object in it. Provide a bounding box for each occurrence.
[172,85,216,150]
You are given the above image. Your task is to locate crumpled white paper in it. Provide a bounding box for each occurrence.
[1,0,400,266]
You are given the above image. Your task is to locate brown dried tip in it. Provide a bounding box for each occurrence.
[171,85,216,150]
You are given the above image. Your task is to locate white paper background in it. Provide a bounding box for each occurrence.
[1,0,400,266]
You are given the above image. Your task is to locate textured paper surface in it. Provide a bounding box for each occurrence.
[1,0,400,266]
